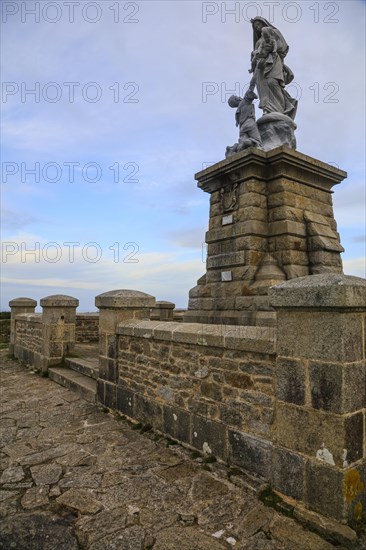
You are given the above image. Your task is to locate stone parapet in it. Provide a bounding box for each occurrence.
[98,318,276,477]
[9,297,37,354]
[13,313,43,367]
[10,295,79,372]
[76,313,99,343]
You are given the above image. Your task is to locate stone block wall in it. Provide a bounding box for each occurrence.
[10,295,79,372]
[97,320,276,473]
[76,313,99,343]
[95,280,366,526]
[13,314,43,365]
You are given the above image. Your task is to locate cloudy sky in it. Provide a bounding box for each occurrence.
[1,0,365,310]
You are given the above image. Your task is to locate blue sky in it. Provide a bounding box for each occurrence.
[1,0,365,310]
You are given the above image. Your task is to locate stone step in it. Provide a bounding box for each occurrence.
[65,357,99,380]
[48,367,96,403]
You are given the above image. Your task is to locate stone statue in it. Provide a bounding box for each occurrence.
[248,26,278,93]
[225,90,262,158]
[249,17,297,120]
[225,17,298,156]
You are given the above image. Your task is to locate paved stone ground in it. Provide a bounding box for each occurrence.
[0,352,361,550]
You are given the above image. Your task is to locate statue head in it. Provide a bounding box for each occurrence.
[251,18,265,32]
[261,27,273,41]
[228,95,241,108]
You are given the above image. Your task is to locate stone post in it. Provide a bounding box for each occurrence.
[155,301,175,321]
[9,297,37,355]
[95,290,156,408]
[40,294,79,372]
[270,274,366,524]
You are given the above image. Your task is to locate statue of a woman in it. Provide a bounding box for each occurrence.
[249,17,297,120]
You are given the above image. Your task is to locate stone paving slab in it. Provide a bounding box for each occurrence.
[0,352,362,549]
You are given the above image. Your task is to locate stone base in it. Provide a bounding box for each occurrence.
[186,147,346,326]
[257,113,297,151]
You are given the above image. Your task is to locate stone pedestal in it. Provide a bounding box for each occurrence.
[95,289,156,408]
[270,274,366,524]
[40,294,79,371]
[185,146,346,326]
[9,297,37,355]
[151,301,175,321]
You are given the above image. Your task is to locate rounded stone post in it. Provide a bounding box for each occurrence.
[95,289,156,407]
[40,294,79,370]
[9,297,37,355]
[155,301,175,321]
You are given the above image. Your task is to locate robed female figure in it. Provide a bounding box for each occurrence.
[249,17,297,120]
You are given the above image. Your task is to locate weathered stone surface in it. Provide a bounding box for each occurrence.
[228,431,272,478]
[76,506,128,548]
[191,415,227,461]
[0,512,79,549]
[294,505,358,547]
[305,460,346,522]
[276,357,306,405]
[0,466,25,484]
[1,354,363,548]
[270,274,366,309]
[163,405,191,444]
[153,526,226,549]
[276,402,364,467]
[89,525,145,550]
[40,295,79,308]
[95,289,155,309]
[56,488,102,514]
[21,486,50,509]
[276,310,364,362]
[269,514,335,550]
[309,360,366,414]
[30,463,62,485]
[271,447,305,501]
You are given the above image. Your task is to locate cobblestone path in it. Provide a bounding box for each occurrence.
[0,353,354,549]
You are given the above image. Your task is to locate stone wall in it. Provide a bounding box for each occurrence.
[13,314,43,365]
[97,317,276,472]
[8,279,366,526]
[76,313,99,343]
[95,281,366,526]
[10,295,79,372]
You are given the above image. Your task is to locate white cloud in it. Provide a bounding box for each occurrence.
[343,257,366,279]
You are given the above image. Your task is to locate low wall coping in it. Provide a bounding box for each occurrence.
[269,274,366,309]
[116,320,276,354]
[95,289,156,309]
[15,313,42,323]
[76,313,99,318]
